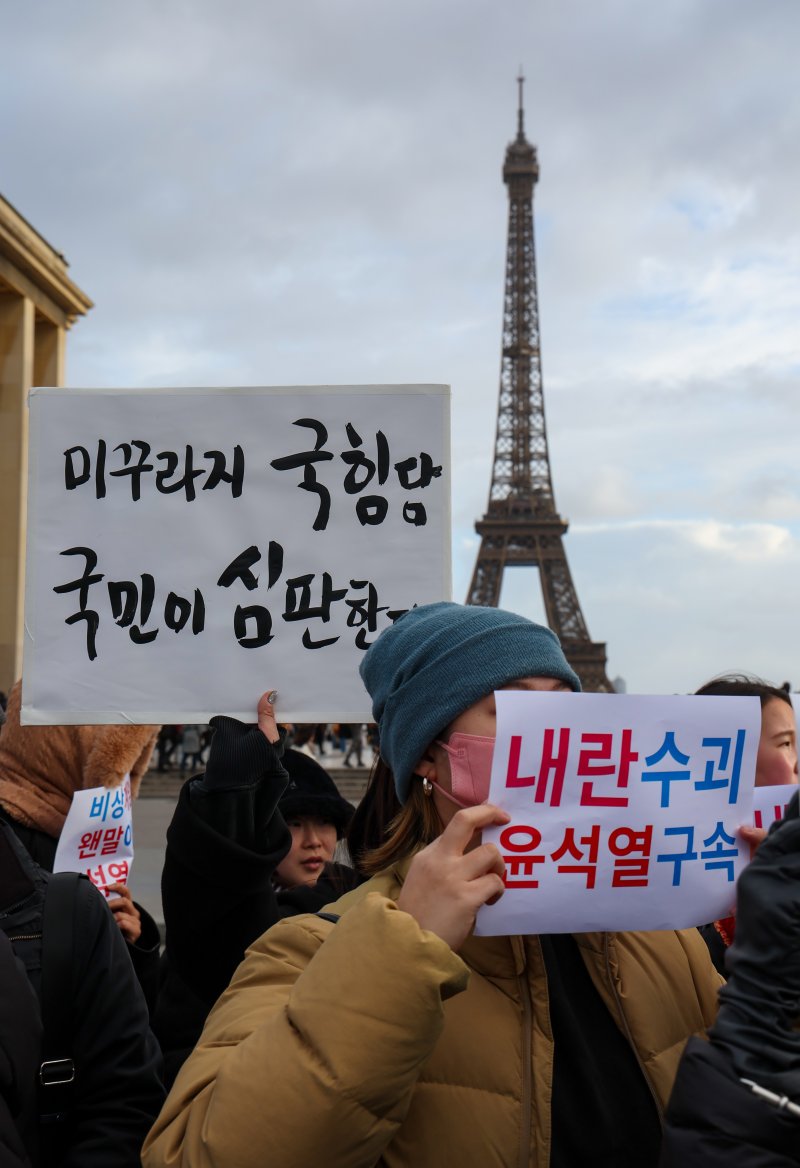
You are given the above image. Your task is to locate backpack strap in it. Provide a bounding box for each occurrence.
[39,871,80,1125]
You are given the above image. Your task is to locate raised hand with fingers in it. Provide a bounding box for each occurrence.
[397,803,510,951]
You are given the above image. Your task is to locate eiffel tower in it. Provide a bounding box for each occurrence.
[466,78,613,692]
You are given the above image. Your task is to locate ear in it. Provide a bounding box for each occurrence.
[413,746,441,784]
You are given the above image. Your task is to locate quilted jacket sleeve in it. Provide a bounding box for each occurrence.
[142,893,469,1168]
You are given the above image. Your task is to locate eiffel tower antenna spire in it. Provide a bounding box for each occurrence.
[466,80,613,692]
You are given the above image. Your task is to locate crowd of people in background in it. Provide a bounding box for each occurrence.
[0,603,798,1166]
[155,721,378,773]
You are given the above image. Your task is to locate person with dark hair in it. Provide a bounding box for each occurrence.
[152,693,358,1087]
[144,603,723,1168]
[662,790,800,1166]
[695,674,798,973]
[696,674,797,790]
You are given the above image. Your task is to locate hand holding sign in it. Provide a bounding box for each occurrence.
[106,883,142,944]
[397,804,510,951]
[205,696,287,793]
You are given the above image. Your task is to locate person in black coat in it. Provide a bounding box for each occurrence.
[662,791,800,1167]
[153,690,360,1086]
[0,930,40,1167]
[0,818,164,1167]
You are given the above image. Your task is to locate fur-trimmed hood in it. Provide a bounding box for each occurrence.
[0,681,159,839]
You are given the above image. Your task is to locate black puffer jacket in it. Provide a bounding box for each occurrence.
[0,819,164,1167]
[664,793,800,1168]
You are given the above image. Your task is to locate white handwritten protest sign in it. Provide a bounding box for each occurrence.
[476,692,760,936]
[53,776,134,896]
[751,783,796,831]
[23,385,450,723]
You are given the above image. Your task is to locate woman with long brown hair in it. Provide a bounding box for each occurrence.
[144,602,723,1168]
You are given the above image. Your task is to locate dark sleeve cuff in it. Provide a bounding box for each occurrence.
[194,720,287,794]
[126,904,161,1016]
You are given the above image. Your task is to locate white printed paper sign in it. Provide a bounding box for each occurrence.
[53,776,134,896]
[23,385,451,723]
[476,692,761,936]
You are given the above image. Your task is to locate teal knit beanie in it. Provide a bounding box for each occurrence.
[359,602,581,803]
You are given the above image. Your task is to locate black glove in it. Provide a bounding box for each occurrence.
[200,716,286,792]
[709,790,800,1099]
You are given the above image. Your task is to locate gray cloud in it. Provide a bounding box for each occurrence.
[3,0,799,691]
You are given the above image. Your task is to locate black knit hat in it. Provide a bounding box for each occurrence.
[279,748,354,838]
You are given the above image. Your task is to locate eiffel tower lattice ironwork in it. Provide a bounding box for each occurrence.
[466,78,613,692]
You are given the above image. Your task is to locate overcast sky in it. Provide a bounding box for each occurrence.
[4,0,799,693]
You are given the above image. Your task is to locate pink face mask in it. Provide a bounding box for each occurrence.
[431,732,496,809]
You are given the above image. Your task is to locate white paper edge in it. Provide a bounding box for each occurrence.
[28,383,450,397]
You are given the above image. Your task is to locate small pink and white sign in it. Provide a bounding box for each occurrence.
[53,775,134,896]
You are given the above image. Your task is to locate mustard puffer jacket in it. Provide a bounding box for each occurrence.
[142,862,723,1168]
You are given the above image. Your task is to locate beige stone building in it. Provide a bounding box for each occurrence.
[0,195,92,693]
